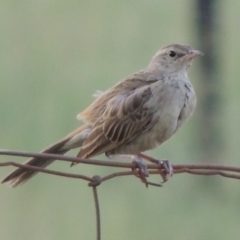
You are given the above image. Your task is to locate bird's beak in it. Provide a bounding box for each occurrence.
[185,50,204,60]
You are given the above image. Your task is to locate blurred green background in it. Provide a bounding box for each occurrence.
[1,1,240,240]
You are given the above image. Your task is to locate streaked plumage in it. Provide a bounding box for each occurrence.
[1,44,203,187]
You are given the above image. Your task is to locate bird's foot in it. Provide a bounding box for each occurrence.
[157,160,173,182]
[131,155,149,180]
[106,153,149,186]
[138,153,173,182]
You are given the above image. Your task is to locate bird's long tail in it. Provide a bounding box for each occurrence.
[1,124,90,187]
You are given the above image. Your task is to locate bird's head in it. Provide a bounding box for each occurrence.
[148,44,203,74]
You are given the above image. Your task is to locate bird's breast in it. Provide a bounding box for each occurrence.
[148,78,196,146]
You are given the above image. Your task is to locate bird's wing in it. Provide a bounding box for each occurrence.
[77,75,157,123]
[77,81,158,158]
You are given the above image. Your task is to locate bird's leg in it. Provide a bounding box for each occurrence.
[106,154,149,185]
[138,153,173,182]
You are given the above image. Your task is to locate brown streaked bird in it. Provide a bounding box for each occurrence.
[2,44,203,187]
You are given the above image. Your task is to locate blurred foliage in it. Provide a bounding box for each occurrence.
[0,1,240,240]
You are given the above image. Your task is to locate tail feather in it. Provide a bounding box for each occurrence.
[1,138,70,187]
[1,124,91,187]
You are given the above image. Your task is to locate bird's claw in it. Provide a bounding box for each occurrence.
[131,156,149,185]
[158,160,173,182]
[137,154,173,184]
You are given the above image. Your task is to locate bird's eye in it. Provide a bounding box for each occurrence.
[168,51,177,57]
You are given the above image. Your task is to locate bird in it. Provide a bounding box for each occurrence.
[1,43,203,187]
